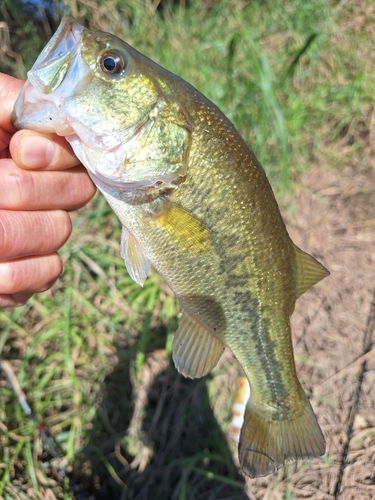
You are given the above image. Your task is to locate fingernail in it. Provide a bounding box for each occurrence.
[20,136,56,169]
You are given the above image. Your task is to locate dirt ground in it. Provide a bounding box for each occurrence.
[3,143,374,500]
[92,158,375,500]
[4,142,375,500]
[238,158,375,498]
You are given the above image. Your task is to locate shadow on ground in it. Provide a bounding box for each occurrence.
[73,347,246,500]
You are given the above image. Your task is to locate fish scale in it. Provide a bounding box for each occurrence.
[171,105,296,396]
[12,16,329,478]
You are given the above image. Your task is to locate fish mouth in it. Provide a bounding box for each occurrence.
[12,16,91,135]
[27,16,84,94]
[12,16,188,194]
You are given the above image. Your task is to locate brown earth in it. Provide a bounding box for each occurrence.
[94,159,375,500]
[4,135,374,500]
[3,148,374,500]
[240,163,375,499]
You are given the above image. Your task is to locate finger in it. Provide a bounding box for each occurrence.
[0,130,12,156]
[10,130,81,171]
[0,210,71,260]
[0,161,96,211]
[0,253,63,296]
[0,73,24,154]
[0,292,34,308]
[0,73,24,134]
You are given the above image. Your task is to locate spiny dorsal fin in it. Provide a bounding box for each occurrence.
[121,226,151,287]
[294,245,329,298]
[173,309,225,379]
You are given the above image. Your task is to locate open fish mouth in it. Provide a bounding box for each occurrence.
[12,16,190,193]
[27,16,84,94]
[12,17,89,136]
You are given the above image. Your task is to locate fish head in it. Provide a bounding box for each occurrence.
[12,16,192,196]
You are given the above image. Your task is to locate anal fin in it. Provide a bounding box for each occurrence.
[173,309,225,378]
[121,226,151,286]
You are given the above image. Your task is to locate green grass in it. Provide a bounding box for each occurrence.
[0,0,373,498]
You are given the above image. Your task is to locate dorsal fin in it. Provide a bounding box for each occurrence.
[294,244,329,298]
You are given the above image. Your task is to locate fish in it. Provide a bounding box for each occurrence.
[12,16,329,478]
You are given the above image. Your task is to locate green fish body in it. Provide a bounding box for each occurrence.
[12,17,329,477]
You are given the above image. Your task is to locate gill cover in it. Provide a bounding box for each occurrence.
[12,16,191,194]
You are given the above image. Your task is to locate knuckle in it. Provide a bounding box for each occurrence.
[0,211,15,261]
[0,253,63,295]
[0,261,22,294]
[38,254,63,291]
[0,210,71,261]
[0,163,36,210]
[46,210,72,247]
[0,217,6,257]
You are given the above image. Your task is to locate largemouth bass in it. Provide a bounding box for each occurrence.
[12,17,329,478]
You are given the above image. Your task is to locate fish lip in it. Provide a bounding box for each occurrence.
[22,16,84,95]
[12,16,89,134]
[13,17,185,193]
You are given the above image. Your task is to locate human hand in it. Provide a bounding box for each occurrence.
[0,73,96,307]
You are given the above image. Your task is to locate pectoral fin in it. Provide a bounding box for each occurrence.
[294,245,329,298]
[173,309,225,378]
[121,226,151,286]
[149,199,215,255]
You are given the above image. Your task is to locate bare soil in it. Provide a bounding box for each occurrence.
[240,158,375,498]
[4,151,374,500]
[282,165,375,499]
[79,159,375,500]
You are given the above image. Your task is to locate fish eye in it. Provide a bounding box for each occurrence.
[99,52,126,75]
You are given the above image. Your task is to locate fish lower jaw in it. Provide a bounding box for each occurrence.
[12,95,75,136]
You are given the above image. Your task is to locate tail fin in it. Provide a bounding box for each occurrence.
[238,392,325,478]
